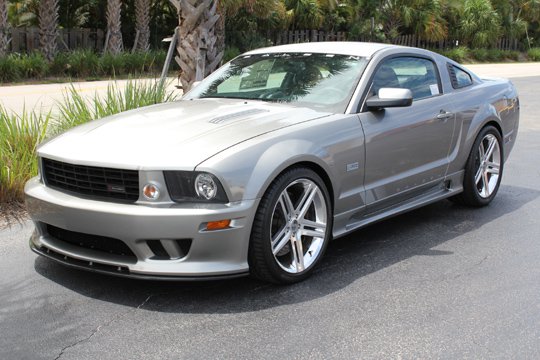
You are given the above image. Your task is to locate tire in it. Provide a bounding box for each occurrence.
[451,125,503,207]
[248,167,333,284]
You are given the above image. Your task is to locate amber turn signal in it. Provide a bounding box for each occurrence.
[206,219,231,231]
[143,184,160,200]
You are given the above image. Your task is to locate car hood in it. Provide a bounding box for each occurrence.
[38,99,330,170]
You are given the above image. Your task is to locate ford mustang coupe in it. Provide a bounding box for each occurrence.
[25,42,519,284]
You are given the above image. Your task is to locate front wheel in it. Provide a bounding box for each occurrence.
[248,168,332,284]
[451,125,503,207]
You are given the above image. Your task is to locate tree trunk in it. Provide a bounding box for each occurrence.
[0,0,8,56]
[39,0,59,62]
[169,0,224,91]
[134,0,150,51]
[107,0,123,54]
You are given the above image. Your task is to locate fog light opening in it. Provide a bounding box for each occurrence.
[205,219,231,231]
[143,183,160,200]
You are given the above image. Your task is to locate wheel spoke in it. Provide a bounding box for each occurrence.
[292,237,305,272]
[484,137,497,161]
[299,218,326,230]
[297,186,318,219]
[272,226,291,255]
[474,166,483,185]
[299,219,327,239]
[486,162,500,175]
[279,191,295,220]
[482,170,490,196]
[301,228,326,238]
[478,141,485,161]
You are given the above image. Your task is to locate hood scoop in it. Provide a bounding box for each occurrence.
[208,108,269,124]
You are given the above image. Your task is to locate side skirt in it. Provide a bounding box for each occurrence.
[333,170,464,239]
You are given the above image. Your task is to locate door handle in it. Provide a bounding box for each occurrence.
[436,111,454,120]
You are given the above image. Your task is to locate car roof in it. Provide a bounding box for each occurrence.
[244,42,397,58]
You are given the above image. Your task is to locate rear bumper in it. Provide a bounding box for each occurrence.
[25,177,258,279]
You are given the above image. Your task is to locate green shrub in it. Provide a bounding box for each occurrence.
[152,50,168,72]
[487,49,504,62]
[441,47,470,63]
[99,52,125,76]
[0,55,24,83]
[528,48,540,61]
[17,52,49,79]
[470,49,521,62]
[49,52,70,76]
[67,49,99,78]
[471,48,489,62]
[504,50,520,61]
[122,52,148,75]
[0,106,50,204]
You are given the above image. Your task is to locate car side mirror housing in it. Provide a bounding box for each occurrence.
[366,88,413,110]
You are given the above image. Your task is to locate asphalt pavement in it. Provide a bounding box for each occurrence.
[1,74,539,359]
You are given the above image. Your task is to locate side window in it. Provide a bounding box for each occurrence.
[449,65,473,89]
[371,57,441,100]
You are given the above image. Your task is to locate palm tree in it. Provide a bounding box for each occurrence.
[284,0,324,30]
[106,0,123,54]
[169,0,285,90]
[7,0,39,27]
[379,0,447,42]
[460,0,502,48]
[38,0,59,61]
[134,0,150,51]
[0,0,8,56]
[169,0,222,90]
[379,0,405,41]
[492,0,540,48]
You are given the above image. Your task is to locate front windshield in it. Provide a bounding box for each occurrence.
[184,53,368,113]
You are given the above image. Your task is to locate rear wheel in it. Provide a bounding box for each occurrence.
[248,168,332,284]
[451,125,503,207]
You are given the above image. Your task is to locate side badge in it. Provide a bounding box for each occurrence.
[346,162,359,172]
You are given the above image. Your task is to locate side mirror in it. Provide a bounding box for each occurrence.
[366,88,413,109]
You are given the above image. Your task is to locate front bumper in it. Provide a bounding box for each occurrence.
[25,177,258,279]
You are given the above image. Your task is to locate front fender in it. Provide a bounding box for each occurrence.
[246,139,335,200]
[196,114,365,206]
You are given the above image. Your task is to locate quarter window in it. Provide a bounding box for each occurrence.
[371,57,441,100]
[450,65,473,88]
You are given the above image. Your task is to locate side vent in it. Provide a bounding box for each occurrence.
[147,239,192,260]
[447,63,459,89]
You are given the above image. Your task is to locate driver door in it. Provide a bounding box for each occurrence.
[359,56,456,212]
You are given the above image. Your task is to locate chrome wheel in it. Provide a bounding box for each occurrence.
[270,178,328,274]
[474,133,501,198]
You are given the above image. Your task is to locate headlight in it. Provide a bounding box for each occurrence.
[163,171,228,203]
[195,173,217,200]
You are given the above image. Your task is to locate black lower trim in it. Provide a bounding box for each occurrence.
[31,243,249,282]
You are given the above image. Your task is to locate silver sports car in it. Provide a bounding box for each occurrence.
[25,42,519,284]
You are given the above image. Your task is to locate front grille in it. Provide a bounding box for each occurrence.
[46,224,137,262]
[42,158,139,202]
